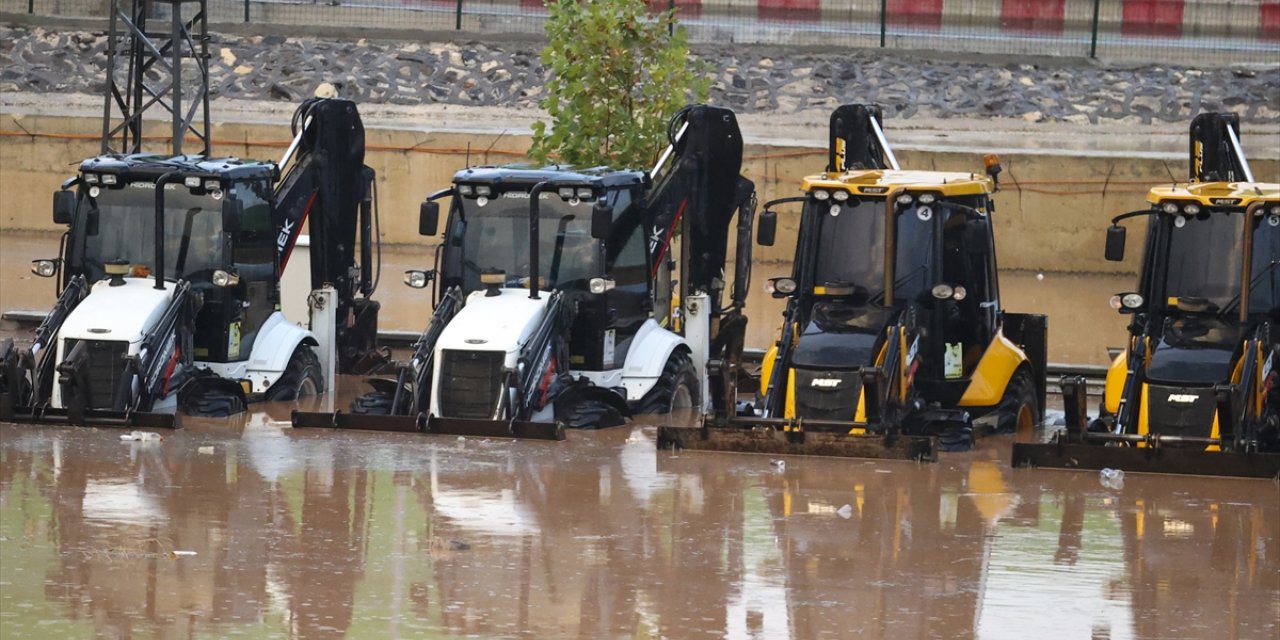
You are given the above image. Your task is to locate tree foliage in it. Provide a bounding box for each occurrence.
[529,0,710,169]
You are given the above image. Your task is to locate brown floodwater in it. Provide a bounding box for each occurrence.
[1,410,1276,639]
[1,232,1131,366]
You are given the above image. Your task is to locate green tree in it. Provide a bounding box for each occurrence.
[529,0,710,169]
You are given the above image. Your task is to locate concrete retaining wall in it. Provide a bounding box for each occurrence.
[2,112,1276,276]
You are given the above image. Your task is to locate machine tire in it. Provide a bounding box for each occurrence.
[183,387,247,418]
[266,346,324,402]
[560,398,627,429]
[636,350,699,415]
[997,370,1039,442]
[350,390,394,415]
[934,421,975,452]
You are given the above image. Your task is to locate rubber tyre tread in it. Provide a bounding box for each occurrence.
[996,370,1039,436]
[265,346,324,401]
[935,422,975,452]
[635,350,699,415]
[350,390,394,415]
[560,398,626,430]
[184,388,247,418]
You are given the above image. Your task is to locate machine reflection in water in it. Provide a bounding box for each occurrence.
[0,419,1275,639]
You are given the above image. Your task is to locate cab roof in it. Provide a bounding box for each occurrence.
[453,164,646,190]
[1146,181,1280,208]
[77,153,276,180]
[802,169,994,198]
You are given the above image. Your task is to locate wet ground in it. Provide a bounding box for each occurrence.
[1,406,1277,639]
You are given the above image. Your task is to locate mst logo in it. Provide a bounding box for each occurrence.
[811,378,842,389]
[1211,198,1239,206]
[1167,392,1199,404]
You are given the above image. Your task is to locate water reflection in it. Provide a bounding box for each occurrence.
[1,423,1276,639]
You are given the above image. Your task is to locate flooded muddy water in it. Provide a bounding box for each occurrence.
[1,414,1277,639]
[2,232,1131,366]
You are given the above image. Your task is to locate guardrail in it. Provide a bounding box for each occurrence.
[3,0,1277,63]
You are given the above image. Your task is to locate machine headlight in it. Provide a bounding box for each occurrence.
[457,184,474,196]
[100,174,118,186]
[811,190,830,201]
[832,190,849,202]
[558,187,576,199]
[1269,205,1280,217]
[896,193,914,206]
[1161,202,1180,215]
[767,277,797,295]
[204,179,220,191]
[931,283,954,300]
[184,176,202,188]
[1110,292,1144,310]
[1182,203,1201,216]
[211,269,240,288]
[83,173,100,184]
[576,187,594,200]
[403,270,430,289]
[952,285,967,301]
[588,277,615,294]
[475,185,492,197]
[917,193,937,204]
[30,259,57,278]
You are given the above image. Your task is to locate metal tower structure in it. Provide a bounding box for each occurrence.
[101,0,211,157]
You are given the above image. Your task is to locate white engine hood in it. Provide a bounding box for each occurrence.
[435,288,552,356]
[59,277,175,344]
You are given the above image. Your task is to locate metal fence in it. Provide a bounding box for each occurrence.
[4,0,1278,64]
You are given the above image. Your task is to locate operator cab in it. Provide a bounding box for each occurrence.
[40,153,279,364]
[764,168,1002,407]
[419,165,656,371]
[1105,184,1280,387]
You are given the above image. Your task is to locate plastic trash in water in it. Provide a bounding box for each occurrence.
[1099,468,1125,490]
[119,431,160,442]
[769,459,786,471]
[171,550,198,558]
[197,446,215,455]
[836,504,853,519]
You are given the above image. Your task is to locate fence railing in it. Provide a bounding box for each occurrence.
[4,0,1278,64]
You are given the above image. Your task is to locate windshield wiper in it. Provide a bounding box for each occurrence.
[1220,259,1280,319]
[870,263,929,306]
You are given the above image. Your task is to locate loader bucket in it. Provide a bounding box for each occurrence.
[291,410,422,433]
[290,410,567,441]
[1,405,176,429]
[657,421,937,462]
[426,416,565,441]
[1012,441,1280,480]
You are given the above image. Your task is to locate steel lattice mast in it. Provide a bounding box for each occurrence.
[101,0,211,156]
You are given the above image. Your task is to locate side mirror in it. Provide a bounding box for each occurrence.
[419,201,440,236]
[591,200,611,240]
[1104,225,1126,262]
[221,198,243,233]
[757,210,777,246]
[52,190,75,225]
